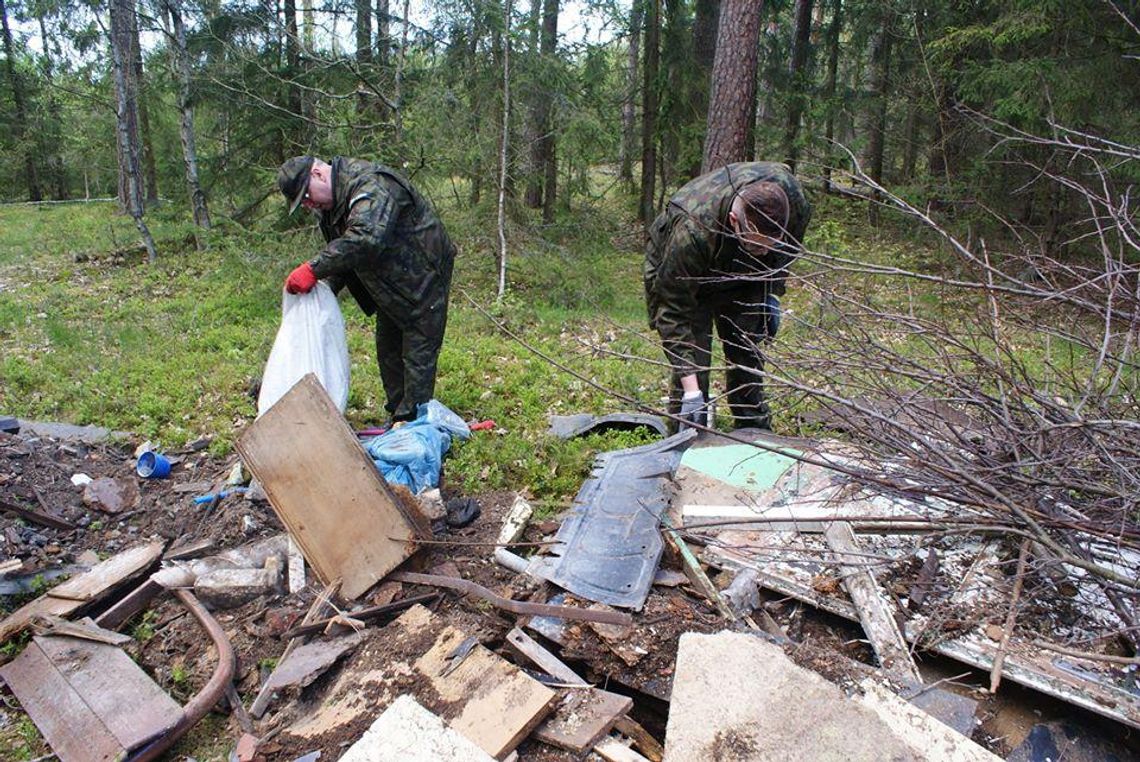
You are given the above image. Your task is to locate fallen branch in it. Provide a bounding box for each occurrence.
[990,539,1030,693]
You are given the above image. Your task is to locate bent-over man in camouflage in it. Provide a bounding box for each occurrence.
[644,161,811,431]
[277,155,456,423]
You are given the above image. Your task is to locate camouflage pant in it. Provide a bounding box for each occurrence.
[374,303,448,421]
[664,287,773,431]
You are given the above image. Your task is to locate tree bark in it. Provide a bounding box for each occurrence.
[702,0,763,173]
[638,0,660,221]
[165,0,211,232]
[1,0,42,201]
[782,0,813,171]
[497,0,512,298]
[822,0,841,190]
[109,0,157,262]
[356,0,373,121]
[129,7,159,205]
[865,13,893,187]
[525,0,558,222]
[376,0,390,66]
[618,0,643,186]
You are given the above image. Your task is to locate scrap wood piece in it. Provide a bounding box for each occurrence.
[705,543,1140,731]
[235,374,428,600]
[0,496,75,530]
[497,494,534,545]
[661,515,738,623]
[0,558,22,576]
[389,571,633,626]
[0,635,182,762]
[32,615,133,646]
[286,604,558,759]
[908,548,940,612]
[824,521,923,686]
[506,627,589,686]
[613,716,664,762]
[595,737,652,762]
[533,688,633,753]
[339,694,494,762]
[250,633,365,719]
[0,541,164,644]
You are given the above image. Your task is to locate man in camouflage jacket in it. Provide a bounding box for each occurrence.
[644,161,811,430]
[277,155,456,422]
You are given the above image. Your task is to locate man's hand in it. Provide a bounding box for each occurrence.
[679,390,709,429]
[285,262,318,294]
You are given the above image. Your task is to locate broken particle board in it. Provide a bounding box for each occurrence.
[236,374,427,600]
[533,688,633,753]
[0,635,182,762]
[0,541,164,643]
[285,604,557,759]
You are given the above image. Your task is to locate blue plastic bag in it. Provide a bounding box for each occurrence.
[363,400,470,493]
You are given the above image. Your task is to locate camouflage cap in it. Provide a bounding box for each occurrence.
[277,155,315,215]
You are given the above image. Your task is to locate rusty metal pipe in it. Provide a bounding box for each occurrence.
[129,589,236,762]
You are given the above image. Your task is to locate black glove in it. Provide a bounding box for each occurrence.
[679,392,709,429]
[764,294,781,338]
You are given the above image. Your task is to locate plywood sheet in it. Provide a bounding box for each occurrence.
[236,374,425,599]
[0,542,164,642]
[1,636,182,761]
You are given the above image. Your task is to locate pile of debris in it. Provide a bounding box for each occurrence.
[1,376,1137,761]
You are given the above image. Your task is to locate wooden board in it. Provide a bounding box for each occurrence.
[0,636,182,761]
[506,627,589,686]
[824,521,922,686]
[287,605,557,759]
[236,374,425,600]
[533,689,633,753]
[0,542,164,643]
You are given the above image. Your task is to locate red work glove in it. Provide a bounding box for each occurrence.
[284,262,318,294]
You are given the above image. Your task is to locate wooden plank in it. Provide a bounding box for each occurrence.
[235,374,425,600]
[613,716,664,762]
[0,641,125,762]
[34,635,182,751]
[411,610,559,758]
[0,542,164,643]
[824,521,923,686]
[33,615,133,646]
[505,627,589,686]
[533,689,633,753]
[595,737,652,762]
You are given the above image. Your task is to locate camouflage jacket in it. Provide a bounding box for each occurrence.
[308,157,456,327]
[644,162,811,371]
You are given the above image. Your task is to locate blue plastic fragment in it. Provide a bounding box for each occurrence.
[362,400,470,494]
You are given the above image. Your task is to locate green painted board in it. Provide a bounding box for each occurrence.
[679,443,801,491]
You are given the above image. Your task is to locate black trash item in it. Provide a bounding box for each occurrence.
[0,417,19,434]
[445,497,482,528]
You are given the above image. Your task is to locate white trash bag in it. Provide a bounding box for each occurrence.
[257,281,350,417]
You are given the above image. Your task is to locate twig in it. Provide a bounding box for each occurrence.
[990,539,1030,693]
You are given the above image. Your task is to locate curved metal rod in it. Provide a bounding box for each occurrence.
[130,589,236,762]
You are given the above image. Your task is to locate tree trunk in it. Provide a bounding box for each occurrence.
[782,0,813,171]
[355,0,373,123]
[822,0,841,190]
[129,7,159,205]
[165,0,211,232]
[638,0,660,221]
[36,13,67,199]
[618,0,643,186]
[497,0,512,298]
[1,0,42,201]
[865,14,893,187]
[538,0,559,222]
[523,0,544,208]
[109,0,157,262]
[393,0,411,147]
[702,0,763,173]
[284,0,303,148]
[376,0,390,65]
